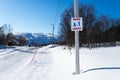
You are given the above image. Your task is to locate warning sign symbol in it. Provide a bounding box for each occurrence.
[71,17,83,31]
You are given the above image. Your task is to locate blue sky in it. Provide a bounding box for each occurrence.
[0,0,120,34]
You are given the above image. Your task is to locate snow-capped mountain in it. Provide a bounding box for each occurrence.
[15,33,60,45]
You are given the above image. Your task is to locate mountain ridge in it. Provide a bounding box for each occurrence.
[15,32,60,45]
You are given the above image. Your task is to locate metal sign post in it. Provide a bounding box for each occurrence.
[71,0,83,74]
[71,17,83,74]
[74,0,80,74]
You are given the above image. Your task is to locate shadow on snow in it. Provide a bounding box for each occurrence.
[83,67,120,73]
[48,45,57,48]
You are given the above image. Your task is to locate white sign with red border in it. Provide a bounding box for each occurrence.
[71,17,83,31]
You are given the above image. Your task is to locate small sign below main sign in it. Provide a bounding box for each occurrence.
[71,17,83,31]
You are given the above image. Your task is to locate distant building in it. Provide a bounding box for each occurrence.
[7,37,19,46]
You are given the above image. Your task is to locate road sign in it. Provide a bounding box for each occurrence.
[71,17,83,31]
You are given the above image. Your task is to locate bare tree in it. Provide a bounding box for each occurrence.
[0,24,13,45]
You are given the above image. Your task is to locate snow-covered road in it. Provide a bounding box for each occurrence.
[0,46,42,80]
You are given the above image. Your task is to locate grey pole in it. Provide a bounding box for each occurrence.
[74,0,80,74]
[51,24,55,44]
[51,24,54,37]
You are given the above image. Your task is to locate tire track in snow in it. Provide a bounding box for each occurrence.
[30,47,39,64]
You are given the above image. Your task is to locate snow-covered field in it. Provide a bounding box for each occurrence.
[0,45,120,80]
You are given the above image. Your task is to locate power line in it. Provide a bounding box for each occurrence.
[55,0,60,23]
[54,0,63,25]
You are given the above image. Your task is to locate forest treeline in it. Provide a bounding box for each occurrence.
[0,24,26,46]
[58,3,120,48]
